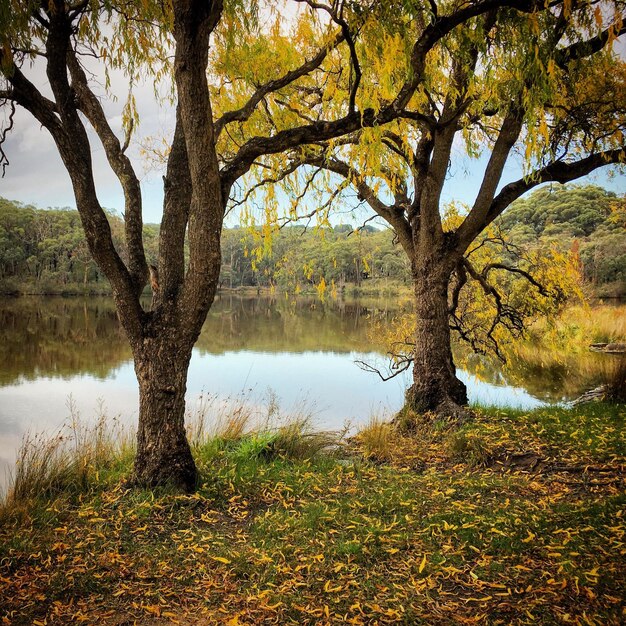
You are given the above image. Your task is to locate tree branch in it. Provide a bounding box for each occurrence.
[221,0,539,199]
[456,109,524,252]
[158,105,192,305]
[556,20,626,69]
[38,2,144,340]
[483,147,626,232]
[173,0,225,331]
[67,50,148,294]
[482,262,550,296]
[390,0,543,115]
[303,153,414,257]
[355,356,413,382]
[214,31,343,137]
[294,0,361,112]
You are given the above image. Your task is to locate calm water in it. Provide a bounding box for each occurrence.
[0,294,596,481]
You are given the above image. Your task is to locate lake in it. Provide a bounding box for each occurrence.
[0,294,605,483]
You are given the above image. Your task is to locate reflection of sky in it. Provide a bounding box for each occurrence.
[0,347,546,489]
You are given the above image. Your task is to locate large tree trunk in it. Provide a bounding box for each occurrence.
[130,328,197,491]
[406,263,468,418]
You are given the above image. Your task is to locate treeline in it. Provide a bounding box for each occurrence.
[0,184,623,296]
[221,225,411,293]
[0,198,159,294]
[0,197,409,294]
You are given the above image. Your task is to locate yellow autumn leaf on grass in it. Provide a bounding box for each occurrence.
[211,556,231,564]
[419,554,427,573]
[324,580,343,593]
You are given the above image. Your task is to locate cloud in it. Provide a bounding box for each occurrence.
[1,55,171,221]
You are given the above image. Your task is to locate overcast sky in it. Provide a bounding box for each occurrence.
[1,15,624,226]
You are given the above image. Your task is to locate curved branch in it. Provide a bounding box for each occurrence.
[294,0,361,112]
[67,50,148,294]
[390,0,544,115]
[38,3,144,340]
[0,98,16,176]
[355,356,413,382]
[482,147,626,234]
[456,109,524,252]
[221,0,537,197]
[482,263,549,296]
[303,153,414,257]
[214,31,344,137]
[220,107,374,195]
[556,20,626,69]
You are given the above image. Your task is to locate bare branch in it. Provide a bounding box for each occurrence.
[229,159,302,208]
[355,356,412,382]
[482,262,550,297]
[67,50,147,293]
[0,99,16,176]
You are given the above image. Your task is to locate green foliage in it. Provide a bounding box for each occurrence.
[222,223,410,292]
[1,186,621,297]
[498,185,626,296]
[0,198,410,293]
[0,198,150,294]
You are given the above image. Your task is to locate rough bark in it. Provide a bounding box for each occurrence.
[406,259,468,418]
[131,325,197,491]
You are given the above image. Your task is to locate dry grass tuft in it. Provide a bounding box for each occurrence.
[270,417,342,460]
[4,399,133,507]
[356,416,393,462]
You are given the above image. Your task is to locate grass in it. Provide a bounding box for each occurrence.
[526,303,626,347]
[1,402,624,625]
[4,399,134,506]
[354,415,393,462]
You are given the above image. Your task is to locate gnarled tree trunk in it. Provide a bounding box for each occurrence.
[406,255,468,419]
[131,327,196,491]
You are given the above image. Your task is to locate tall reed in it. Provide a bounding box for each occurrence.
[4,398,133,506]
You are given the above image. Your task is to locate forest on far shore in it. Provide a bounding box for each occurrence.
[0,184,624,298]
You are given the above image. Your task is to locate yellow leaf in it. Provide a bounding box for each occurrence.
[324,580,343,593]
[211,556,231,564]
[522,531,536,544]
[419,554,427,573]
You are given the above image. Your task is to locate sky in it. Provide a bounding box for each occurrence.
[3,92,623,227]
[1,9,624,226]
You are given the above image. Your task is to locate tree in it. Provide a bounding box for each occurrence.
[252,1,626,418]
[3,0,540,488]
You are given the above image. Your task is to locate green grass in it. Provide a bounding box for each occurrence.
[1,403,624,625]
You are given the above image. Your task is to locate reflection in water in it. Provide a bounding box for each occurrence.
[1,294,601,483]
[0,297,130,385]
